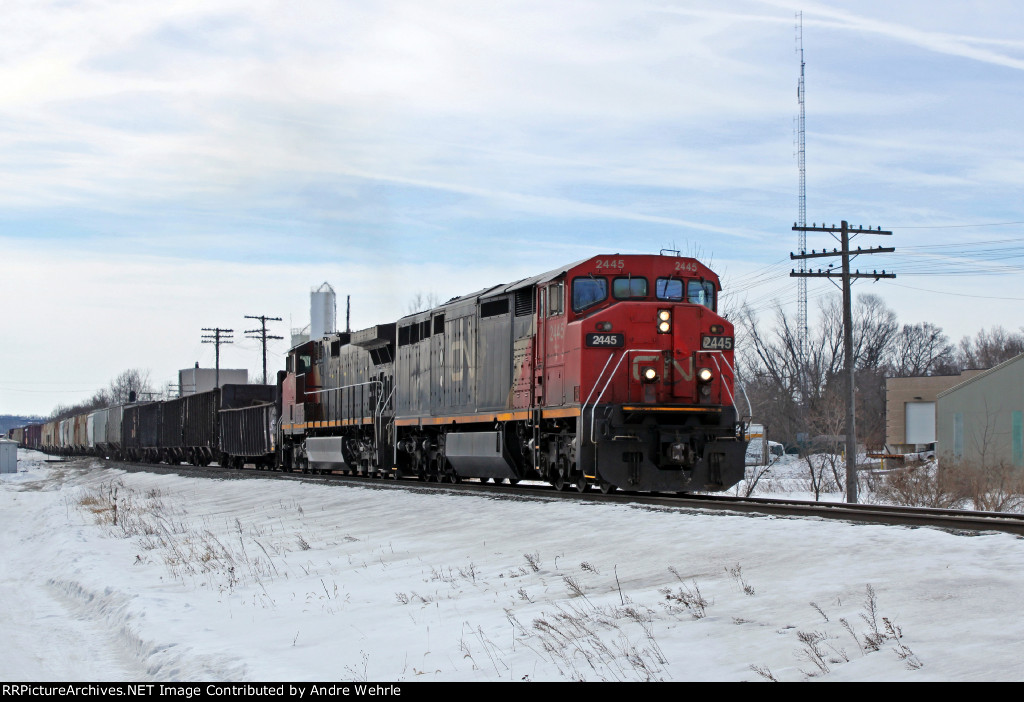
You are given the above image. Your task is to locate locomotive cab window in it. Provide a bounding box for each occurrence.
[656,278,684,301]
[687,280,716,311]
[612,276,647,299]
[572,277,607,312]
[547,282,564,316]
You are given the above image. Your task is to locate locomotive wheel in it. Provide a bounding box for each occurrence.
[553,473,571,491]
[574,475,589,493]
[598,479,615,494]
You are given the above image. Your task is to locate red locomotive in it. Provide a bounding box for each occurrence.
[279,253,748,492]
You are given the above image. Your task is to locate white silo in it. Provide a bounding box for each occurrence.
[310,283,337,341]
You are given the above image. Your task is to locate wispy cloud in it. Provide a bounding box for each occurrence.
[757,0,1024,71]
[1,1,1023,414]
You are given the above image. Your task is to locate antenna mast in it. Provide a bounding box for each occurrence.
[796,12,808,364]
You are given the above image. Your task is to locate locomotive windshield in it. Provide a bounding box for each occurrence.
[572,277,608,312]
[687,280,716,310]
[656,278,716,311]
[573,274,717,312]
[656,278,683,300]
[612,276,647,299]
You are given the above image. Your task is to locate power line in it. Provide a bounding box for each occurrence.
[791,220,896,505]
[889,282,1024,301]
[891,220,1024,229]
[244,315,284,385]
[201,327,234,390]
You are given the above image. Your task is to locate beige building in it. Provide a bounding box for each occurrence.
[885,370,984,453]
[936,353,1024,469]
[178,367,249,396]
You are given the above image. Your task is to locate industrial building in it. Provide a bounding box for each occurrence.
[936,353,1024,469]
[885,370,984,454]
[178,366,248,396]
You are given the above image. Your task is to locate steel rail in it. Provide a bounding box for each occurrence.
[69,457,1024,537]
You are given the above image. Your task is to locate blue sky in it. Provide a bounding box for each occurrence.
[2,0,1023,415]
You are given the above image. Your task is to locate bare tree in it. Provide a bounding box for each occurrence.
[108,368,154,405]
[49,388,112,420]
[888,322,955,377]
[956,326,1024,370]
[802,386,848,501]
[406,291,441,315]
[736,294,902,449]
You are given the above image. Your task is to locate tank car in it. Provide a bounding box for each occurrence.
[278,253,747,492]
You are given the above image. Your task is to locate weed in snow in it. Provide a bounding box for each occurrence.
[726,563,755,596]
[777,586,923,680]
[659,569,710,620]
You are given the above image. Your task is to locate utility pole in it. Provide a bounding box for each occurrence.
[790,221,895,504]
[201,327,234,390]
[244,315,283,385]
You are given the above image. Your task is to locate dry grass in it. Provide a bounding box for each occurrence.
[867,460,1024,512]
[75,480,285,601]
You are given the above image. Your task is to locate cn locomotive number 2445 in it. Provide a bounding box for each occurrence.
[278,253,748,493]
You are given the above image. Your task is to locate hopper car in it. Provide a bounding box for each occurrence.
[10,253,748,493]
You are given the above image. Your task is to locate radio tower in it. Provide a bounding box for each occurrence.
[796,12,808,366]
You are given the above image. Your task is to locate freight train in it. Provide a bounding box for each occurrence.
[8,253,749,493]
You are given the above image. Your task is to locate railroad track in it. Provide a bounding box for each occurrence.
[62,456,1024,537]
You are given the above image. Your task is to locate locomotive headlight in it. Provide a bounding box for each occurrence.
[697,367,714,383]
[657,310,671,334]
[596,321,613,331]
[642,367,658,383]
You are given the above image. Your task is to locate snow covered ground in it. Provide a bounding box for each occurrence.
[2,449,1023,682]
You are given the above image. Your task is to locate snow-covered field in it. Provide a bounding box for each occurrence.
[3,449,1023,682]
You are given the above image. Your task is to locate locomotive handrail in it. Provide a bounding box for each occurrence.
[580,352,620,446]
[308,379,389,463]
[719,352,752,420]
[579,353,618,413]
[706,354,736,409]
[376,382,396,442]
[305,380,383,395]
[587,348,664,445]
[305,382,393,458]
[698,350,752,420]
[307,379,386,427]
